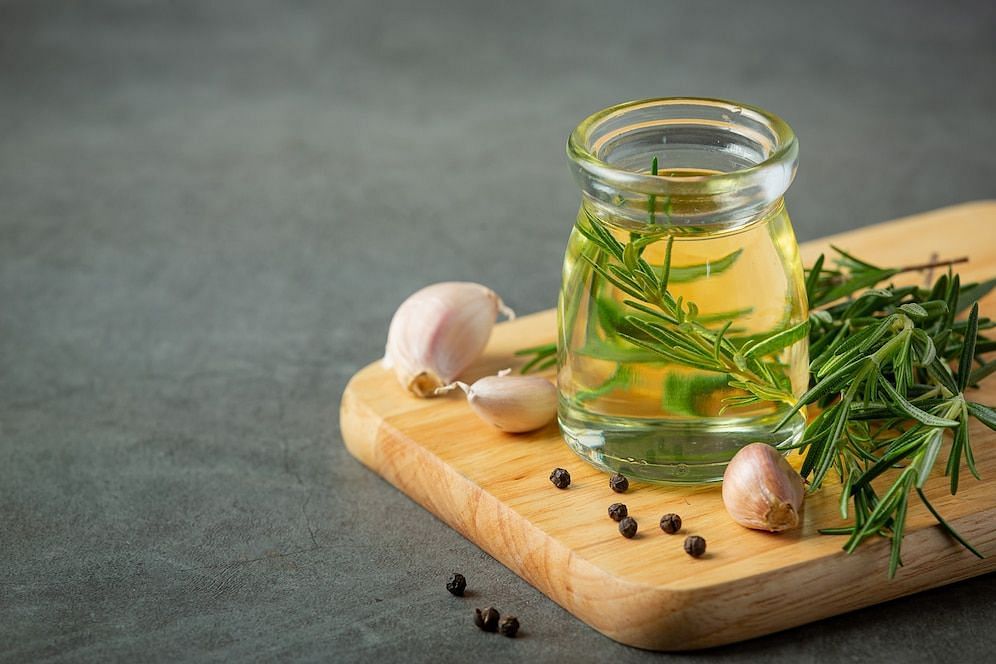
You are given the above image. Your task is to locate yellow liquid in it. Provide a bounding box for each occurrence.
[557,193,809,483]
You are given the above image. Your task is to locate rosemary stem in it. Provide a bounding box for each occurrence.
[896,256,969,274]
[870,318,913,365]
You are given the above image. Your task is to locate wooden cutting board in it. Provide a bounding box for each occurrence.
[340,201,996,651]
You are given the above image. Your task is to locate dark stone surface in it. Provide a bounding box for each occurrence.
[2,1,994,661]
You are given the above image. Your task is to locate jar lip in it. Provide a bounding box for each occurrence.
[567,97,798,197]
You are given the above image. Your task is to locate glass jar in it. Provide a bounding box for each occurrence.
[558,98,808,484]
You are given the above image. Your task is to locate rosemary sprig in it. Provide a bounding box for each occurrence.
[792,253,995,574]
[519,206,996,576]
[574,208,803,407]
[514,342,557,374]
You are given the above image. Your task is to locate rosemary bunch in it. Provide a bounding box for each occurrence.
[519,213,996,575]
[792,249,995,574]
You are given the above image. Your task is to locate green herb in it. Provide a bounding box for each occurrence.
[576,364,632,403]
[667,248,743,283]
[514,342,557,374]
[648,155,658,225]
[793,256,994,575]
[518,203,996,576]
[572,208,799,408]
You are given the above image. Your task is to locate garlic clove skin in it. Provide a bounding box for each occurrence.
[439,371,558,433]
[722,442,805,532]
[383,282,514,397]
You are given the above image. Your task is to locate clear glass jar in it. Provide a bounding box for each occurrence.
[558,98,808,484]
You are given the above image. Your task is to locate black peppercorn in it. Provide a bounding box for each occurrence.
[498,616,520,638]
[618,516,638,538]
[684,535,707,558]
[607,503,628,522]
[608,473,629,493]
[474,606,500,632]
[549,467,571,489]
[446,573,467,596]
[659,513,682,534]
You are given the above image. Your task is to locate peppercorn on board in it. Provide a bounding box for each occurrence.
[340,201,996,651]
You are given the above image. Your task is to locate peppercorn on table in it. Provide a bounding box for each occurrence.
[340,201,996,651]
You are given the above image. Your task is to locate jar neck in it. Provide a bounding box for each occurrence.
[568,98,798,231]
[580,193,786,236]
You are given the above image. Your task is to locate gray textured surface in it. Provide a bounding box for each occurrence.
[2,1,995,661]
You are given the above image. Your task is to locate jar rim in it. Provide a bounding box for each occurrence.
[567,97,798,199]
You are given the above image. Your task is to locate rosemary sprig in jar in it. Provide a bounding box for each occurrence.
[518,212,996,576]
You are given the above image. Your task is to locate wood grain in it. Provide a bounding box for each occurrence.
[340,201,996,651]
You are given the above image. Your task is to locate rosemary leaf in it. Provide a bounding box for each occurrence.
[967,402,996,431]
[876,376,959,428]
[916,488,984,559]
[956,303,980,391]
[743,319,809,359]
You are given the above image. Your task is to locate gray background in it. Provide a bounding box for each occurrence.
[2,0,994,661]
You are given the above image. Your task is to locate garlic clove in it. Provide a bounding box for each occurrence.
[383,282,514,397]
[722,442,805,532]
[438,370,558,433]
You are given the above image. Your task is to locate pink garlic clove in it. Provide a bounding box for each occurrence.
[382,282,514,397]
[722,442,805,532]
[438,370,558,433]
